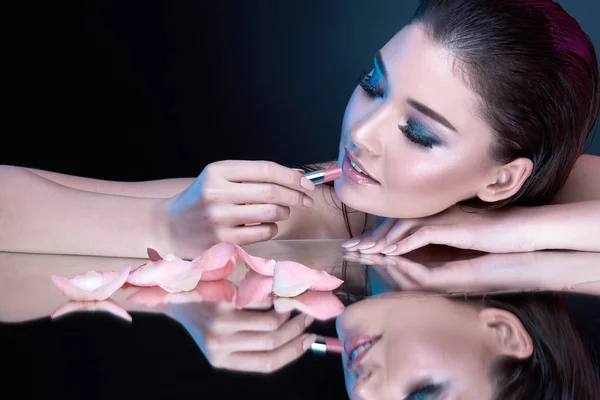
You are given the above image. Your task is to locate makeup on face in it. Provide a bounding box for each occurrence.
[304,166,343,185]
[310,335,344,355]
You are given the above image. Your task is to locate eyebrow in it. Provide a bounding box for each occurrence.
[374,51,458,134]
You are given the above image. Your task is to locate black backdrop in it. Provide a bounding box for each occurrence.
[2,0,598,183]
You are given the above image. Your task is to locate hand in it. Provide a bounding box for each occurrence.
[166,300,316,373]
[342,205,539,256]
[161,160,316,257]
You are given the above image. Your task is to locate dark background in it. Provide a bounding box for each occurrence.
[2,0,598,183]
[1,1,600,399]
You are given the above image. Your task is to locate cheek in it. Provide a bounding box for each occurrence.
[384,147,488,194]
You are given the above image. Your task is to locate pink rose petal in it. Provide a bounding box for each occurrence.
[51,299,132,322]
[51,267,131,301]
[157,266,203,293]
[195,243,239,281]
[127,253,186,287]
[272,261,344,297]
[274,291,345,321]
[128,245,239,292]
[235,269,274,309]
[234,244,276,276]
[147,247,162,262]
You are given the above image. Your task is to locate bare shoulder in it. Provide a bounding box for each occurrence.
[552,154,600,204]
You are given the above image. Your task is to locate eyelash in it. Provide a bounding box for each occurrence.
[358,71,436,149]
[406,383,444,400]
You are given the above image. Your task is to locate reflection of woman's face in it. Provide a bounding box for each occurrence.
[335,23,498,218]
[336,294,529,400]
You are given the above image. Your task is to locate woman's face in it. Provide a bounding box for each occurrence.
[336,294,528,400]
[335,23,498,218]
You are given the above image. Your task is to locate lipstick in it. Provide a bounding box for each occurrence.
[304,166,343,185]
[310,335,344,356]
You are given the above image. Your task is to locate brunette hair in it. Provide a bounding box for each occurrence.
[411,0,600,208]
[459,292,600,399]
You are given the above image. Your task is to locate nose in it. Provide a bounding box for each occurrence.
[349,103,390,157]
[353,367,381,400]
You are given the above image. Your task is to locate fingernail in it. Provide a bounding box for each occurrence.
[300,177,316,191]
[381,245,397,254]
[303,196,314,207]
[303,334,317,350]
[341,238,360,248]
[356,240,376,250]
[305,315,314,327]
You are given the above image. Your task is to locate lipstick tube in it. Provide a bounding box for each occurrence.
[310,335,344,356]
[304,166,343,185]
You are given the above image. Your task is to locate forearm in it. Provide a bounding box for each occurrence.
[532,200,600,252]
[24,166,194,198]
[0,165,169,258]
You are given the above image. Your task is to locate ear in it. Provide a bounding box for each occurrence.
[476,158,533,203]
[479,308,533,359]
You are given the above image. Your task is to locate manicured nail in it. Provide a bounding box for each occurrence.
[381,245,397,254]
[356,240,376,250]
[303,196,314,207]
[303,334,318,350]
[305,315,315,327]
[300,177,316,191]
[341,238,360,248]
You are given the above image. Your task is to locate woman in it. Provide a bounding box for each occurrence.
[1,0,599,259]
[336,291,600,399]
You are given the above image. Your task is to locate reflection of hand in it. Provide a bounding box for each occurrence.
[167,301,316,373]
[346,250,600,295]
[342,205,537,255]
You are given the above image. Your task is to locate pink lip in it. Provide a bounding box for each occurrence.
[346,151,376,180]
[344,334,381,369]
[342,155,379,185]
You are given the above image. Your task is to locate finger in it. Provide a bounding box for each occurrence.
[375,220,422,255]
[211,204,291,225]
[211,313,313,353]
[214,160,315,192]
[221,223,279,245]
[385,225,461,256]
[342,218,398,250]
[385,256,432,285]
[222,182,314,208]
[218,333,316,373]
[342,252,390,266]
[209,309,291,335]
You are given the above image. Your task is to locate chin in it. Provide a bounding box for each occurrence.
[334,180,375,213]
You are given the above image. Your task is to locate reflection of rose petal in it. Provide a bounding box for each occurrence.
[51,267,131,301]
[163,291,203,304]
[234,244,276,276]
[274,291,345,321]
[272,261,343,297]
[51,299,132,322]
[126,286,167,307]
[127,280,237,307]
[235,270,274,309]
[195,280,237,302]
